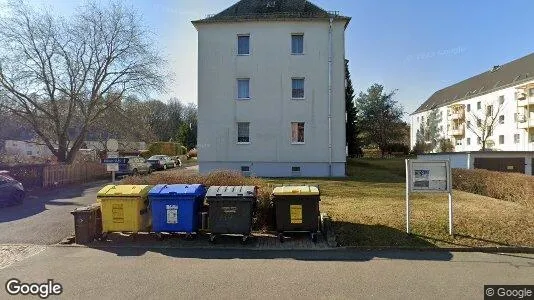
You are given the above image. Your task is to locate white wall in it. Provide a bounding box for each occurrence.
[411,79,534,152]
[196,19,347,176]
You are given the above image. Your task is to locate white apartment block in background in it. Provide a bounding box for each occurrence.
[411,53,534,152]
[193,0,350,177]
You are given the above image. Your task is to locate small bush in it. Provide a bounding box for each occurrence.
[122,170,275,231]
[452,168,533,207]
[147,142,184,157]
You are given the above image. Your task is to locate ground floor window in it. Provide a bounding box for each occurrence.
[237,122,250,143]
[291,122,305,144]
[514,134,520,144]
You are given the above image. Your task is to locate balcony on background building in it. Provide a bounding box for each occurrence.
[516,83,534,106]
[517,113,534,129]
[448,104,465,120]
[448,124,465,136]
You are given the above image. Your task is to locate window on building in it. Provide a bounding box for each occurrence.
[241,166,250,172]
[467,138,471,145]
[237,35,250,55]
[466,104,471,112]
[456,140,462,146]
[514,134,520,144]
[477,118,482,127]
[499,95,505,104]
[530,132,534,143]
[291,34,304,54]
[477,101,481,110]
[514,113,518,122]
[291,122,305,144]
[26,151,32,156]
[291,166,301,172]
[417,117,419,122]
[499,135,504,144]
[499,115,504,124]
[292,78,305,99]
[237,122,250,143]
[530,88,534,96]
[486,105,493,116]
[467,121,471,128]
[237,79,250,99]
[477,137,481,145]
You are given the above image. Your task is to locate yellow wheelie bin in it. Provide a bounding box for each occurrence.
[97,185,152,240]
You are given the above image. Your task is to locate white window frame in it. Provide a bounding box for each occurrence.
[291,122,305,144]
[291,77,305,100]
[514,134,520,144]
[237,122,250,144]
[237,34,250,56]
[291,33,304,55]
[237,78,251,100]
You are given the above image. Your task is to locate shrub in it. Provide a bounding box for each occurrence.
[147,142,184,157]
[187,148,197,158]
[452,168,533,207]
[122,170,275,231]
[438,138,454,152]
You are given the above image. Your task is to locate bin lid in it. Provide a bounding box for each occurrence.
[272,185,319,196]
[206,186,257,199]
[148,184,206,197]
[97,185,152,197]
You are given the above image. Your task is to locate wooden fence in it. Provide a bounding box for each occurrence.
[1,162,107,189]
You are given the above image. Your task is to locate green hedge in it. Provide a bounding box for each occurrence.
[143,142,186,157]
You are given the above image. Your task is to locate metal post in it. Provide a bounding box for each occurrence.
[448,192,453,236]
[112,171,115,183]
[405,159,410,234]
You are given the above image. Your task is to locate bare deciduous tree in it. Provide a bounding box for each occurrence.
[0,1,166,163]
[466,100,504,151]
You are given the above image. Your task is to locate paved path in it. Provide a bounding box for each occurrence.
[0,181,108,245]
[0,246,532,299]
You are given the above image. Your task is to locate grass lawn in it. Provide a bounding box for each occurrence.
[265,158,534,248]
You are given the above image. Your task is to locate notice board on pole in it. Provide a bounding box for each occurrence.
[407,160,451,193]
[405,159,453,236]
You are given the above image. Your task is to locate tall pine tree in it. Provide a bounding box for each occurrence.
[345,60,361,157]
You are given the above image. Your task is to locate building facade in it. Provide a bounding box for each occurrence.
[411,53,534,152]
[193,0,350,177]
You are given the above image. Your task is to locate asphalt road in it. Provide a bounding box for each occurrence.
[0,246,533,299]
[0,181,108,245]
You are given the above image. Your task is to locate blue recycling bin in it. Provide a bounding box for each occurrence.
[148,184,206,238]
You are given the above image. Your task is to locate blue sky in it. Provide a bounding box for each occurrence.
[6,0,534,116]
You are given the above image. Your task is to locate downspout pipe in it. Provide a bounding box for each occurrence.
[328,17,333,176]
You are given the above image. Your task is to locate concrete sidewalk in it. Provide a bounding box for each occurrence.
[0,245,532,299]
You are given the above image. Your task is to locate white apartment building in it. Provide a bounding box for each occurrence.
[193,0,350,177]
[411,52,534,152]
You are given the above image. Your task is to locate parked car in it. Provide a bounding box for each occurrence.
[147,155,176,170]
[117,156,152,176]
[0,172,25,207]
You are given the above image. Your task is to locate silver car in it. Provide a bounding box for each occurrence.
[116,156,152,176]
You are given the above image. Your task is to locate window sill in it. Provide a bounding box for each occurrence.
[291,142,305,145]
[291,53,305,55]
[291,98,306,101]
[237,142,251,145]
[236,98,251,101]
[237,53,250,56]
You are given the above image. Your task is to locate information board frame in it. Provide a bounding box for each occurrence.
[405,159,454,236]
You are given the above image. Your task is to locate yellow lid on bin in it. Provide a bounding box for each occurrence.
[97,185,152,197]
[272,185,319,196]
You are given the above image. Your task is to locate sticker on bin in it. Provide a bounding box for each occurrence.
[290,205,303,224]
[112,204,124,223]
[166,205,178,224]
[222,206,237,214]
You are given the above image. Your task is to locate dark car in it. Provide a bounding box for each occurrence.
[0,172,25,207]
[116,156,152,177]
[147,155,176,171]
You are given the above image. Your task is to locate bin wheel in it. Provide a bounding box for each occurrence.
[186,233,197,240]
[99,232,108,241]
[240,235,249,245]
[311,233,318,243]
[278,233,285,243]
[209,234,217,244]
[156,233,164,241]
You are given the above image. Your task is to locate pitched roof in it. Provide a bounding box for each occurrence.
[192,0,350,25]
[413,52,534,114]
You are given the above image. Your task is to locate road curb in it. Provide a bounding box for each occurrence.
[339,246,534,254]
